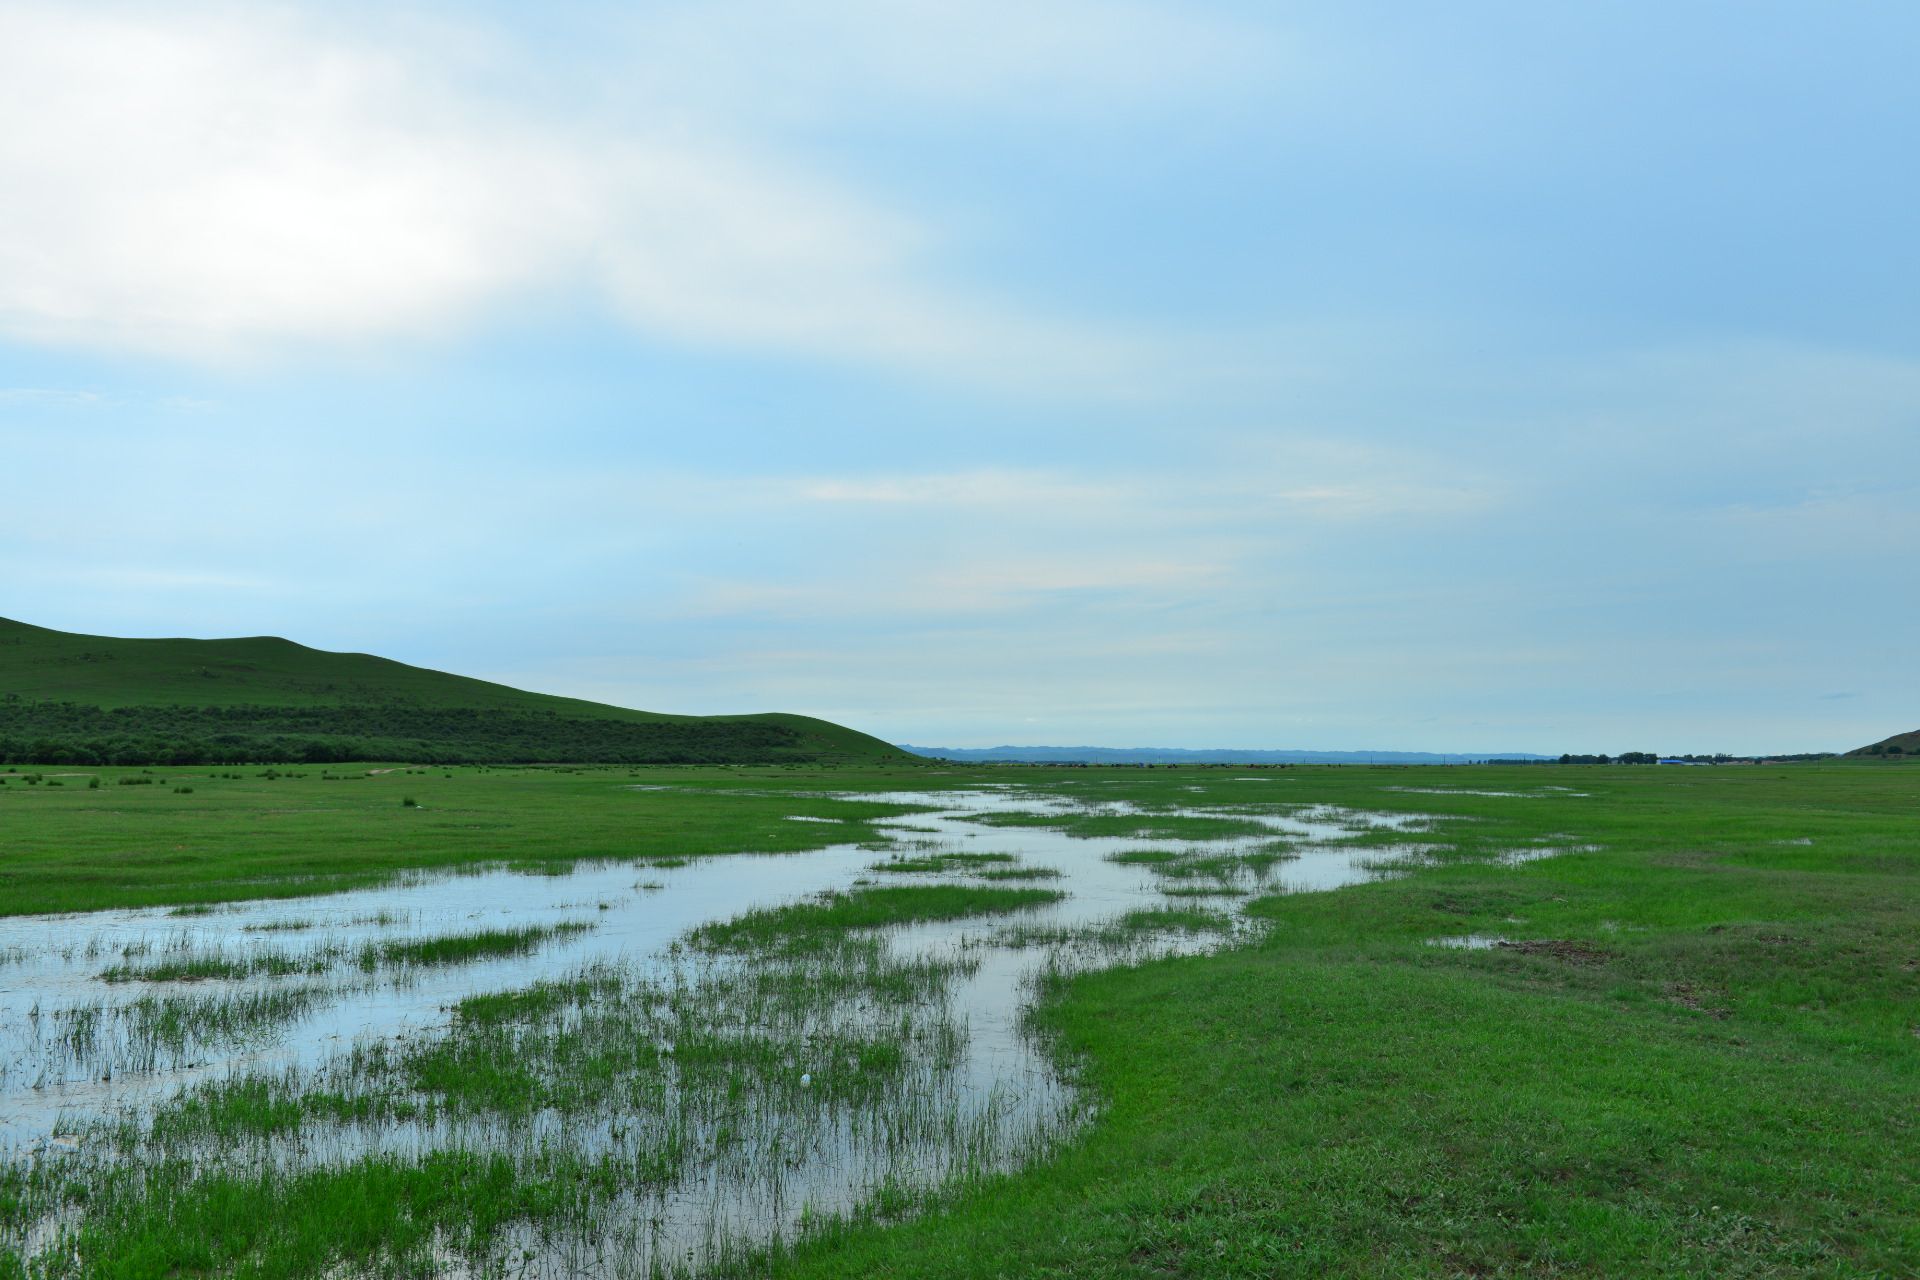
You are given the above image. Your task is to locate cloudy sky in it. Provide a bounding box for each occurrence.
[1,1,1915,754]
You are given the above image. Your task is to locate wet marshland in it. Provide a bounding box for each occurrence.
[1,784,1451,1276]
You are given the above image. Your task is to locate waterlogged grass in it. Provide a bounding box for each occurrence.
[100,949,332,983]
[17,987,343,1095]
[723,763,1920,1278]
[120,986,333,1052]
[866,850,1060,881]
[454,969,628,1026]
[242,918,314,933]
[1105,848,1180,866]
[31,1150,623,1280]
[975,810,1273,842]
[1107,842,1297,883]
[20,931,998,1276]
[99,954,252,983]
[42,990,334,1066]
[868,851,1017,874]
[149,953,955,1140]
[692,885,1063,954]
[985,906,1241,953]
[356,922,592,970]
[1162,884,1250,898]
[1117,907,1237,934]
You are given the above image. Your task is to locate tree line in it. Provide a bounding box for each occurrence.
[0,701,813,765]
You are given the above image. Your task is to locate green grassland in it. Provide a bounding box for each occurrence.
[0,617,902,764]
[2,761,1916,1276]
[0,764,921,913]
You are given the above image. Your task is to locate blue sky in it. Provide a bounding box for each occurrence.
[1,1,1915,753]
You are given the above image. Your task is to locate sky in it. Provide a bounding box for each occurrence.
[1,1,1915,755]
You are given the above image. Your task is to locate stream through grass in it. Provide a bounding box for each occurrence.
[0,785,1444,1277]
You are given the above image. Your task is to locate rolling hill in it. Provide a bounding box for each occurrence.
[0,617,901,765]
[1848,729,1920,759]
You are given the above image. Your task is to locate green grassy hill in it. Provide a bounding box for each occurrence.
[0,617,900,765]
[1847,729,1920,759]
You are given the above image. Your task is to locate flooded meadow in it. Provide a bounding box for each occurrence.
[2,782,1453,1277]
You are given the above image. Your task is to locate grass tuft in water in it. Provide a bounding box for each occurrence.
[869,851,1018,875]
[357,922,593,971]
[693,885,1063,955]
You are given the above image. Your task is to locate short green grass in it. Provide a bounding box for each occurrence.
[0,765,923,914]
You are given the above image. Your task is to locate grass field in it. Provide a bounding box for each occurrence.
[0,764,917,913]
[2,760,1915,1276]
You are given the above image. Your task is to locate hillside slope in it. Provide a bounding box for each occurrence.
[1848,729,1920,758]
[0,617,899,764]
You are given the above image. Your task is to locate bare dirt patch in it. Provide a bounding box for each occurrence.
[1667,981,1731,1019]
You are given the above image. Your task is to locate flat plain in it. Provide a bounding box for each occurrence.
[1,761,1915,1277]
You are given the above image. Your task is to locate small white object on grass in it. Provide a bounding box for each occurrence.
[800,1072,812,1087]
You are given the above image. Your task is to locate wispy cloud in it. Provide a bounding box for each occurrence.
[796,469,1126,508]
[0,387,105,407]
[689,551,1227,621]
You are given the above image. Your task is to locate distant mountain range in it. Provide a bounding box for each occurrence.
[0,617,901,765]
[897,744,1555,765]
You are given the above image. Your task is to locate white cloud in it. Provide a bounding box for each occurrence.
[0,5,567,357]
[791,450,1495,522]
[0,2,1204,384]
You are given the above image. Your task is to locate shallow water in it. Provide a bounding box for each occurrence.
[1380,785,1593,799]
[1426,933,1506,949]
[0,784,1443,1274]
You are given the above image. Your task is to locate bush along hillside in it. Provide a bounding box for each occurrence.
[0,701,840,765]
[0,618,900,765]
